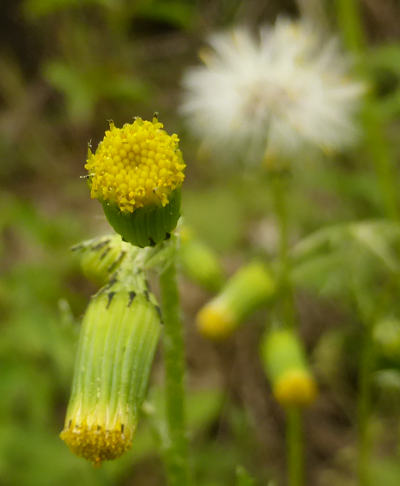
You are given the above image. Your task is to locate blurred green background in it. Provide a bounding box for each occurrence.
[1,1,400,485]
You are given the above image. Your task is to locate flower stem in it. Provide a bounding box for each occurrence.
[271,171,303,486]
[287,408,303,486]
[272,172,295,329]
[356,323,374,486]
[159,239,190,486]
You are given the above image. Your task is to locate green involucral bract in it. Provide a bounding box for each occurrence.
[103,189,181,248]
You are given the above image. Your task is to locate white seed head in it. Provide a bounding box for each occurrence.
[181,18,365,164]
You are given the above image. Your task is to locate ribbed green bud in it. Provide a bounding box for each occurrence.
[196,261,276,339]
[73,235,132,286]
[60,277,162,465]
[102,189,181,248]
[260,329,317,407]
[373,318,400,362]
[179,226,224,292]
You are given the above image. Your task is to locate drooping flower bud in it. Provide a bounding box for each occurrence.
[260,329,317,407]
[85,117,185,247]
[196,261,276,339]
[60,274,162,465]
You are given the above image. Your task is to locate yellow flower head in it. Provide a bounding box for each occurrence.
[86,117,185,213]
[60,414,134,466]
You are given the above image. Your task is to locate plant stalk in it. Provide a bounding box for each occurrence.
[272,173,295,329]
[336,0,398,220]
[356,323,374,486]
[159,239,190,486]
[287,408,303,486]
[271,172,303,486]
[336,3,388,483]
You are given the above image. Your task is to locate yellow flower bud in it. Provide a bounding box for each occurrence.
[273,369,317,407]
[60,278,161,465]
[196,261,276,339]
[260,329,317,407]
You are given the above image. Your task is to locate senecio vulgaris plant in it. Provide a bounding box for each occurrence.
[61,116,189,483]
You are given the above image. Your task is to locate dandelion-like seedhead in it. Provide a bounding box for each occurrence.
[86,117,185,213]
[181,18,364,163]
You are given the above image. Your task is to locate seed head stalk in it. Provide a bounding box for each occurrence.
[271,170,303,486]
[272,173,295,329]
[159,238,190,486]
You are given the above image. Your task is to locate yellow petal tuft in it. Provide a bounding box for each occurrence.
[85,118,185,213]
[60,419,135,466]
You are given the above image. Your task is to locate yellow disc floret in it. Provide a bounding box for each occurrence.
[85,117,185,213]
[60,417,134,466]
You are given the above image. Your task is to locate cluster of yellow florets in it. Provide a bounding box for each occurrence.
[85,117,185,213]
[60,419,134,466]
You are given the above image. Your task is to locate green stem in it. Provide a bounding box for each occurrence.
[272,173,295,329]
[336,0,398,220]
[271,172,303,486]
[336,2,389,480]
[159,239,190,486]
[356,324,374,486]
[287,408,303,486]
[349,265,375,486]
